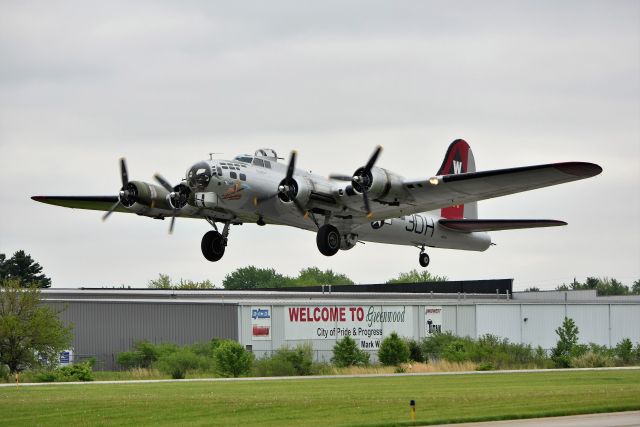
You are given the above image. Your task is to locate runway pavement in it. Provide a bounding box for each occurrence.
[429,411,640,427]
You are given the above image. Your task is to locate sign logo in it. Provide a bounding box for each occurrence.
[284,305,414,349]
[251,306,272,340]
[252,308,270,319]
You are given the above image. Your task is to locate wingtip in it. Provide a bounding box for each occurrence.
[554,162,602,178]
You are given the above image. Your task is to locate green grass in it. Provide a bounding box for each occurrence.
[1,370,639,426]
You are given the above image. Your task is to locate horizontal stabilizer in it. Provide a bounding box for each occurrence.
[439,219,567,232]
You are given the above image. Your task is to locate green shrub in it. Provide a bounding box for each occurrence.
[332,336,370,367]
[188,338,226,360]
[33,371,58,382]
[533,346,552,368]
[276,344,314,376]
[213,341,254,378]
[420,333,546,369]
[84,357,97,369]
[116,341,162,369]
[252,354,297,377]
[420,332,459,360]
[571,351,615,368]
[33,361,94,382]
[378,333,410,366]
[442,339,470,363]
[57,362,94,381]
[154,348,201,379]
[405,339,424,363]
[614,339,634,364]
[252,344,326,377]
[470,335,537,369]
[475,362,495,371]
[116,351,141,370]
[551,317,580,368]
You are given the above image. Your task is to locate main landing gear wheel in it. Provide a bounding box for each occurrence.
[419,252,430,268]
[316,224,341,256]
[201,230,226,262]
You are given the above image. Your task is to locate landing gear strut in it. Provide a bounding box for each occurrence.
[419,250,430,268]
[316,224,341,256]
[201,219,230,262]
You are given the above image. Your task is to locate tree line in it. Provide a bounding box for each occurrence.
[147,267,449,290]
[525,277,640,295]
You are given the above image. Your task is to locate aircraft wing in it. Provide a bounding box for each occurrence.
[31,196,129,213]
[388,162,602,218]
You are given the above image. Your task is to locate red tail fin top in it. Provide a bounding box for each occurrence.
[439,139,472,219]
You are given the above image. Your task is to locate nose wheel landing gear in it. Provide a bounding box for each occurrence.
[418,250,430,268]
[201,219,230,262]
[201,230,226,262]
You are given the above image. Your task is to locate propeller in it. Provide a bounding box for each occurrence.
[351,145,382,218]
[154,173,190,234]
[329,146,382,218]
[276,151,306,215]
[103,158,137,221]
[253,150,319,228]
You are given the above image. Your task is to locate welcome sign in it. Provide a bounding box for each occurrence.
[284,305,414,349]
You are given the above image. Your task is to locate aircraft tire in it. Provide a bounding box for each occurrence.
[201,230,226,262]
[419,252,430,267]
[316,224,341,256]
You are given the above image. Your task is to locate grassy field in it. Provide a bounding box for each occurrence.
[1,370,639,426]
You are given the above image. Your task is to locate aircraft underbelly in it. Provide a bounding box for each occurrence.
[356,214,491,251]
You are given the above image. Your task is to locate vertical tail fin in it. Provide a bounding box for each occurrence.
[438,139,478,219]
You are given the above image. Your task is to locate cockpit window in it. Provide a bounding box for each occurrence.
[234,156,253,164]
[187,162,212,190]
[253,158,265,167]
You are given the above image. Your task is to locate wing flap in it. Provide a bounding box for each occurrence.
[439,219,567,232]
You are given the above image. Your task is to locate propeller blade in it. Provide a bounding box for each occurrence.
[362,190,373,218]
[328,174,352,181]
[286,151,297,181]
[120,158,129,188]
[154,173,174,192]
[169,211,177,234]
[102,200,121,221]
[364,145,383,173]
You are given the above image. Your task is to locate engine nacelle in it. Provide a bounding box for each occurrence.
[277,176,312,207]
[351,166,404,202]
[120,181,172,214]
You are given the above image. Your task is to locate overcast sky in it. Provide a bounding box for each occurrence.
[1,1,638,290]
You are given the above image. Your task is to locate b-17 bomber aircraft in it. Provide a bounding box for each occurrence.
[32,140,602,267]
